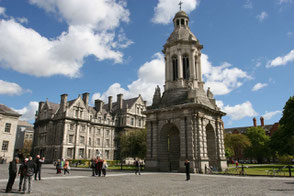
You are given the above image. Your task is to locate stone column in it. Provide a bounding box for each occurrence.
[190,49,196,80]
[177,50,183,79]
[197,53,202,81]
[166,53,171,81]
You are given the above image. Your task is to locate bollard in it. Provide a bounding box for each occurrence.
[241,164,244,176]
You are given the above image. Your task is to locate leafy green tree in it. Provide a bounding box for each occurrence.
[270,96,294,156]
[224,134,251,161]
[245,127,270,163]
[120,129,147,160]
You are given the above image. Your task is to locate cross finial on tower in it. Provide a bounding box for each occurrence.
[179,1,183,11]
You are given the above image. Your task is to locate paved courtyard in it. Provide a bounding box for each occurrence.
[0,164,294,195]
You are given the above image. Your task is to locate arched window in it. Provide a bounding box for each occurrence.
[176,20,179,26]
[182,55,189,80]
[186,20,188,26]
[181,19,184,25]
[172,56,178,81]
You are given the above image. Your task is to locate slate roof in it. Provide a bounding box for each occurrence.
[103,97,139,112]
[0,104,21,117]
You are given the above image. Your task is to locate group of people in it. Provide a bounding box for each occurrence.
[6,155,44,194]
[54,159,71,175]
[90,156,108,177]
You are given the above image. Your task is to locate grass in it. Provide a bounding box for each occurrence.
[224,164,294,176]
[74,164,141,170]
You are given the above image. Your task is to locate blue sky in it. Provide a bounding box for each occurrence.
[0,0,293,128]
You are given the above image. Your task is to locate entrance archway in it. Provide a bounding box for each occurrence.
[206,124,218,168]
[160,123,180,171]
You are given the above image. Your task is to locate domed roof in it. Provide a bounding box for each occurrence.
[174,10,189,20]
[166,27,197,44]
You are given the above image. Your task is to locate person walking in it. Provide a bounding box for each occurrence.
[18,160,26,191]
[63,159,70,175]
[5,157,19,193]
[56,159,62,174]
[34,155,45,181]
[135,159,141,175]
[22,157,36,194]
[102,160,108,177]
[184,159,190,181]
[95,156,103,177]
[90,158,96,176]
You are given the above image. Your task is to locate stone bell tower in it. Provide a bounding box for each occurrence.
[145,10,227,173]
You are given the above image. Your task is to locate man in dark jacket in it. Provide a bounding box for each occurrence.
[5,157,19,193]
[135,159,141,175]
[18,160,27,191]
[95,156,103,177]
[184,159,190,181]
[22,157,36,194]
[90,158,96,176]
[34,155,44,180]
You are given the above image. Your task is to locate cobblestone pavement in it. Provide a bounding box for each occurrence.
[0,164,294,195]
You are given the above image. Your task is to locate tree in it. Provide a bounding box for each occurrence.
[270,96,294,156]
[120,129,147,160]
[224,134,251,161]
[245,127,270,164]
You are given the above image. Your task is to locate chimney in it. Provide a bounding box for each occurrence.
[82,92,89,106]
[117,94,123,109]
[260,116,264,127]
[38,102,44,116]
[95,99,104,112]
[143,101,147,107]
[108,96,113,111]
[253,117,257,127]
[60,94,68,112]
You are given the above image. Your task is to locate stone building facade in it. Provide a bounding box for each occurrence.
[14,120,34,158]
[0,104,21,163]
[32,93,146,162]
[145,11,227,173]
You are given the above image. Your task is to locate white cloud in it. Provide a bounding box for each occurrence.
[0,0,131,77]
[16,17,28,24]
[0,80,30,95]
[202,54,250,95]
[252,82,268,91]
[244,0,253,9]
[266,49,294,68]
[152,0,199,24]
[287,32,293,37]
[256,11,268,22]
[0,7,5,16]
[277,0,293,4]
[92,53,165,104]
[14,101,39,122]
[263,110,282,120]
[217,100,258,121]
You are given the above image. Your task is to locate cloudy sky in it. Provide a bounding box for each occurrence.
[0,0,293,128]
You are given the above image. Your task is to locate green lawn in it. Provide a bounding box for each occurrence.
[224,164,294,176]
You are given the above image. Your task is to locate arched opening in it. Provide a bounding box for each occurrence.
[182,54,189,80]
[172,56,178,81]
[206,124,218,168]
[176,19,179,26]
[181,19,184,25]
[159,123,180,171]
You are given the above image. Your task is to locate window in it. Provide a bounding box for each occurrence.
[80,111,83,118]
[80,136,85,144]
[67,148,73,157]
[75,110,78,118]
[4,123,11,133]
[88,149,91,158]
[139,119,142,127]
[172,56,178,81]
[81,125,86,132]
[68,135,74,144]
[106,139,110,147]
[2,141,9,151]
[89,137,92,146]
[106,130,110,136]
[131,118,134,125]
[29,134,33,139]
[96,129,101,135]
[79,148,84,158]
[96,149,100,156]
[69,124,74,130]
[176,19,179,26]
[105,150,109,159]
[25,134,29,139]
[182,55,189,80]
[98,117,102,123]
[96,138,101,146]
[137,107,140,114]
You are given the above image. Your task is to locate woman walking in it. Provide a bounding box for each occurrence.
[63,159,70,175]
[102,160,108,177]
[56,159,62,174]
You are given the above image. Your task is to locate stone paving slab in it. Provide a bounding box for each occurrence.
[0,164,294,195]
